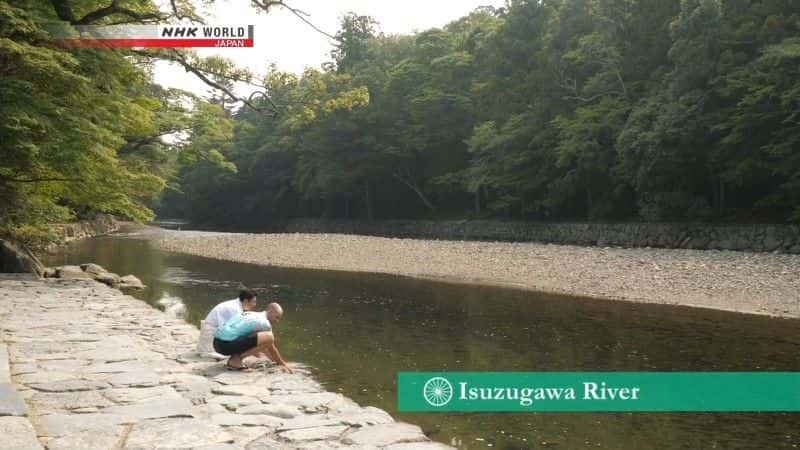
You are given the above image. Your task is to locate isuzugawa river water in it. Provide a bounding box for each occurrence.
[45,231,800,449]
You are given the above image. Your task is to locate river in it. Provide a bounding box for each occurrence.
[44,230,800,449]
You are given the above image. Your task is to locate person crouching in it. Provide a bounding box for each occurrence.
[213,302,292,373]
[197,289,258,359]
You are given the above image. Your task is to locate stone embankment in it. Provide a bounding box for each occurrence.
[285,219,800,254]
[44,263,145,291]
[0,275,448,449]
[49,214,120,247]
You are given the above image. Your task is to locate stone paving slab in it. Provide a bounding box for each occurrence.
[0,416,43,450]
[0,383,28,416]
[0,344,10,383]
[0,277,452,449]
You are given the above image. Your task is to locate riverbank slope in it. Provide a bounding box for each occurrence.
[156,233,800,319]
[0,275,449,449]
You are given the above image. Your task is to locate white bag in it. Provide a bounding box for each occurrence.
[196,320,225,359]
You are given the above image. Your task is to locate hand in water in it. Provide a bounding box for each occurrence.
[281,363,293,374]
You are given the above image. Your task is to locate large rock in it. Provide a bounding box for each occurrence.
[54,265,93,280]
[93,272,120,287]
[118,274,145,290]
[79,263,107,275]
[0,240,44,277]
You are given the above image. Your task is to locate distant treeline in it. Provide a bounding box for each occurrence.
[160,0,800,227]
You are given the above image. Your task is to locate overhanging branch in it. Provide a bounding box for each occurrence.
[250,0,338,40]
[75,1,164,25]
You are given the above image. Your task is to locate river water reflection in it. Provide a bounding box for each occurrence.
[45,233,800,449]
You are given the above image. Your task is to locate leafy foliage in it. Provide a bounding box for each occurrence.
[0,0,238,245]
[166,0,800,225]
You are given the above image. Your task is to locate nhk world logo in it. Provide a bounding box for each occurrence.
[398,372,800,412]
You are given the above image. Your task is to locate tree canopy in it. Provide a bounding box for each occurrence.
[163,0,800,229]
[3,0,799,242]
[0,0,290,246]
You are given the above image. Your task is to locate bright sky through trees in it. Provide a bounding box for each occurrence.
[153,0,505,96]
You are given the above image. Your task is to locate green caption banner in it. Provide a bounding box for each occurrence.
[397,372,800,412]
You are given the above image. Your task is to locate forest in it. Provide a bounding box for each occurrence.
[161,0,800,228]
[2,0,799,245]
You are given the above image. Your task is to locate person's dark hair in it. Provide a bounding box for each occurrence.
[238,289,256,302]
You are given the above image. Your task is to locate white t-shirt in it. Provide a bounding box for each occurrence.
[204,298,242,328]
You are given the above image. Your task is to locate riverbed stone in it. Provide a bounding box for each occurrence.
[269,391,360,413]
[45,430,123,450]
[278,424,349,442]
[79,263,107,275]
[36,359,88,372]
[93,272,120,286]
[341,423,429,447]
[338,407,394,427]
[194,445,246,450]
[54,265,93,280]
[108,369,160,387]
[103,385,177,403]
[0,417,43,450]
[27,379,109,392]
[212,384,271,398]
[0,344,10,382]
[211,413,284,428]
[277,415,343,431]
[208,395,262,410]
[28,390,113,411]
[117,274,145,290]
[0,383,28,416]
[124,418,235,449]
[236,403,298,419]
[384,443,456,450]
[104,396,194,420]
[36,413,129,437]
[213,370,263,386]
[10,363,37,376]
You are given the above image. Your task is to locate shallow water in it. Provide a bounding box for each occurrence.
[45,233,800,449]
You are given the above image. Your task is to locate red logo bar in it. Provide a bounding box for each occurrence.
[54,38,254,48]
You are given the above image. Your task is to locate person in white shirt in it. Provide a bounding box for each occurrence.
[196,289,257,358]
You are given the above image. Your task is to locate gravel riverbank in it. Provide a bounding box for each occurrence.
[156,233,800,319]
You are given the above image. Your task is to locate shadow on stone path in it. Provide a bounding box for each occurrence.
[0,275,452,450]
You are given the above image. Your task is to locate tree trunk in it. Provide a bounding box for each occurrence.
[392,172,436,213]
[474,187,481,216]
[364,180,374,222]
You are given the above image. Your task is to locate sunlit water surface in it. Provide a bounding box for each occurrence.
[44,232,800,449]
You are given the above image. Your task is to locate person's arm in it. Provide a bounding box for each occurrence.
[266,340,292,373]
